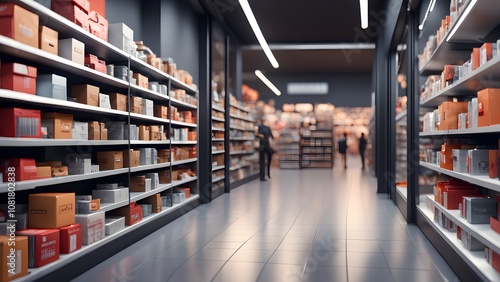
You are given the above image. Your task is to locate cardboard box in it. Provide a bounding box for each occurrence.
[51,166,68,177]
[66,153,91,175]
[489,150,498,178]
[88,121,100,140]
[59,38,85,65]
[155,105,168,119]
[159,170,170,184]
[97,151,123,171]
[490,217,500,234]
[15,229,60,268]
[0,4,39,48]
[108,23,134,54]
[480,43,496,66]
[150,126,161,141]
[0,159,37,182]
[39,26,58,55]
[108,203,143,226]
[104,216,125,235]
[71,84,99,106]
[36,74,67,100]
[174,188,190,198]
[36,166,52,179]
[467,149,489,175]
[51,0,90,32]
[131,96,143,114]
[41,112,73,139]
[1,63,37,95]
[0,235,28,281]
[478,88,500,127]
[59,224,82,254]
[72,121,88,140]
[138,194,162,213]
[88,11,108,41]
[108,93,127,111]
[133,73,149,89]
[123,149,140,168]
[28,193,75,229]
[188,131,197,141]
[74,211,105,245]
[440,144,462,170]
[130,175,149,192]
[100,122,107,140]
[439,101,468,130]
[139,126,150,141]
[92,188,129,203]
[0,108,41,138]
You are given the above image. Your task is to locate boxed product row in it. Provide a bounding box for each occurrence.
[172,128,197,142]
[437,144,497,177]
[230,119,254,130]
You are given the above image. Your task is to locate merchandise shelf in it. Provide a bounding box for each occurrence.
[171,158,197,166]
[129,56,169,82]
[130,163,171,173]
[0,138,128,147]
[230,150,255,156]
[230,137,254,141]
[419,130,449,137]
[229,114,254,122]
[171,141,197,145]
[396,185,407,201]
[170,77,198,95]
[229,163,251,171]
[130,183,173,202]
[229,103,251,112]
[212,106,225,113]
[395,110,407,122]
[212,165,225,171]
[212,176,225,183]
[170,98,198,109]
[130,113,170,124]
[230,125,253,131]
[98,200,130,213]
[448,125,500,135]
[212,127,225,132]
[212,150,225,155]
[171,176,198,189]
[130,84,169,102]
[212,116,225,122]
[130,140,171,145]
[212,138,225,142]
[171,120,197,128]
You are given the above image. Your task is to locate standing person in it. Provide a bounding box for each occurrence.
[256,118,274,181]
[359,132,367,169]
[338,133,348,169]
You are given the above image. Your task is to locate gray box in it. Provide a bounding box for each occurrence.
[465,197,497,224]
[124,125,138,140]
[99,94,111,109]
[36,74,67,100]
[159,84,168,95]
[114,66,129,77]
[140,148,152,165]
[452,149,468,173]
[468,149,489,175]
[58,38,85,65]
[77,200,92,214]
[146,173,159,189]
[72,121,88,140]
[462,230,484,251]
[90,165,100,173]
[67,154,91,175]
[108,23,134,54]
[105,216,125,235]
[92,188,129,203]
[107,122,125,140]
[151,148,157,165]
[149,81,159,93]
[96,183,119,190]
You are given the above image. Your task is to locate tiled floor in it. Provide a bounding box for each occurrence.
[73,156,460,282]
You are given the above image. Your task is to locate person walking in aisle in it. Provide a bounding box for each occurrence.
[256,117,274,181]
[338,133,348,169]
[359,132,367,169]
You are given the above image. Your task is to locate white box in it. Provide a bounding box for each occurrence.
[36,74,67,100]
[124,125,138,140]
[146,173,159,189]
[67,154,91,174]
[140,148,152,165]
[149,81,159,93]
[96,183,119,190]
[75,211,105,245]
[72,121,88,140]
[142,99,154,116]
[90,165,100,173]
[144,178,152,192]
[159,84,168,95]
[99,94,111,109]
[59,38,85,65]
[180,128,188,141]
[108,23,134,54]
[468,149,489,175]
[174,129,180,141]
[105,216,125,235]
[151,148,157,165]
[452,149,468,173]
[92,188,129,203]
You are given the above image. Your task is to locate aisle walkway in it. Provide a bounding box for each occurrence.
[74,157,459,282]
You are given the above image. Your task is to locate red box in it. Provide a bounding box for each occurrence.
[15,229,60,268]
[51,0,90,32]
[1,63,37,94]
[0,158,37,182]
[59,224,82,254]
[490,150,498,179]
[88,11,108,41]
[0,107,42,138]
[108,202,143,226]
[84,54,107,74]
[52,0,90,12]
[443,187,480,209]
[491,217,500,235]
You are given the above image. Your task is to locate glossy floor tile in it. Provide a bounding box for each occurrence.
[73,156,459,282]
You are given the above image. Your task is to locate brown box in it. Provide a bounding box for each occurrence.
[131,96,142,114]
[97,151,123,170]
[0,4,39,48]
[71,84,99,107]
[36,166,52,179]
[171,170,179,181]
[88,121,100,140]
[440,144,462,170]
[29,193,75,229]
[90,199,100,211]
[99,122,107,140]
[51,166,68,177]
[138,194,162,213]
[133,73,149,89]
[150,125,161,141]
[490,150,498,179]
[42,112,73,139]
[108,93,127,111]
[155,105,168,119]
[478,88,500,127]
[438,101,468,130]
[39,26,58,55]
[188,131,197,141]
[146,54,156,65]
[0,235,28,282]
[159,170,170,184]
[123,149,140,168]
[188,147,197,158]
[130,175,147,192]
[139,125,150,141]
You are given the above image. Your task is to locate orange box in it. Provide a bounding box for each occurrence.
[28,193,75,229]
[0,4,39,48]
[123,149,140,168]
[108,93,127,111]
[491,217,500,235]
[131,96,142,114]
[472,48,480,71]
[99,122,107,140]
[139,125,150,141]
[490,150,498,179]
[1,63,37,95]
[88,121,100,140]
[39,26,58,55]
[138,194,162,213]
[150,126,161,141]
[478,88,500,127]
[0,235,28,281]
[36,166,52,179]
[480,43,493,66]
[133,73,149,89]
[440,144,462,170]
[188,131,197,141]
[97,151,123,170]
[71,84,99,107]
[108,202,143,226]
[188,147,197,158]
[155,105,168,119]
[438,101,468,130]
[41,112,73,139]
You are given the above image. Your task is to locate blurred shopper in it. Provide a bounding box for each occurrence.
[256,118,274,181]
[359,132,367,169]
[338,133,348,169]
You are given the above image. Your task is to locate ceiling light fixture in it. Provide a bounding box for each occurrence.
[429,0,436,11]
[360,0,368,29]
[446,0,477,42]
[239,0,279,69]
[255,70,281,96]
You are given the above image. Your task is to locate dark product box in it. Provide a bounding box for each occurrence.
[0,4,39,48]
[108,203,143,226]
[71,84,99,106]
[0,159,37,182]
[74,211,105,245]
[123,149,140,168]
[16,229,60,268]
[106,121,125,140]
[84,54,106,74]
[66,153,91,175]
[29,193,75,229]
[108,93,127,111]
[97,151,123,170]
[114,65,129,81]
[88,11,108,42]
[0,235,28,281]
[462,197,497,224]
[59,224,82,254]
[1,62,37,94]
[0,108,42,138]
[58,38,85,65]
[42,112,73,139]
[51,0,90,32]
[36,74,67,100]
[104,216,125,235]
[39,26,58,55]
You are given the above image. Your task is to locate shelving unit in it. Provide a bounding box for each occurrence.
[278,128,301,169]
[211,87,226,196]
[299,128,334,168]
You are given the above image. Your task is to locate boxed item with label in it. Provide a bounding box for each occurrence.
[106,121,125,140]
[467,149,489,175]
[133,73,149,89]
[440,144,462,170]
[15,229,59,268]
[51,0,90,31]
[42,112,73,139]
[140,148,152,165]
[108,93,127,111]
[39,26,58,55]
[139,126,150,141]
[36,74,67,100]
[130,175,150,192]
[439,101,468,130]
[66,153,91,174]
[99,93,111,109]
[75,211,104,245]
[59,38,85,65]
[0,159,37,182]
[146,173,160,189]
[478,88,500,127]
[123,149,140,168]
[462,196,497,224]
[108,23,134,54]
[104,216,125,235]
[88,11,108,41]
[155,105,168,119]
[174,188,191,198]
[131,96,143,114]
[138,194,162,213]
[142,99,154,116]
[108,202,143,226]
[92,187,129,203]
[0,108,42,138]
[457,226,484,251]
[59,224,82,254]
[97,151,123,170]
[0,3,39,48]
[0,235,28,281]
[71,84,99,106]
[1,62,37,95]
[72,121,88,140]
[28,193,75,229]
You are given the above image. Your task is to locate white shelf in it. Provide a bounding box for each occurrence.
[212,116,225,122]
[229,103,251,113]
[14,194,199,282]
[170,77,198,95]
[98,200,130,213]
[419,130,449,137]
[212,138,225,142]
[419,162,500,193]
[0,138,128,147]
[448,125,500,135]
[230,125,254,131]
[229,163,251,171]
[212,176,225,183]
[130,183,173,202]
[0,169,129,193]
[417,201,500,282]
[129,56,169,82]
[170,98,198,109]
[230,114,254,122]
[396,186,407,201]
[212,106,225,113]
[212,127,226,132]
[230,137,255,141]
[171,158,197,166]
[171,120,197,128]
[130,163,171,173]
[212,150,225,155]
[171,140,197,145]
[395,110,407,122]
[230,150,255,156]
[130,84,169,102]
[130,140,171,145]
[129,113,170,124]
[171,176,198,189]
[212,165,225,171]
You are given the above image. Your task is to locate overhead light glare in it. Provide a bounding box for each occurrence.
[359,0,368,29]
[239,0,279,68]
[446,0,477,42]
[255,70,281,96]
[429,0,436,11]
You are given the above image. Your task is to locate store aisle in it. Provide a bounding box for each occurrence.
[73,157,459,282]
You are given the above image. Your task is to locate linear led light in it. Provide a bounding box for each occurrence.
[429,0,436,11]
[239,0,279,68]
[242,43,375,51]
[419,0,436,30]
[360,0,368,29]
[255,70,281,96]
[446,0,477,42]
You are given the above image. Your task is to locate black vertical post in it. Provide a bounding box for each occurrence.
[389,53,397,200]
[224,35,231,193]
[199,15,212,203]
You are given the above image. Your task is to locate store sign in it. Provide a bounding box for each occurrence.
[287,82,329,95]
